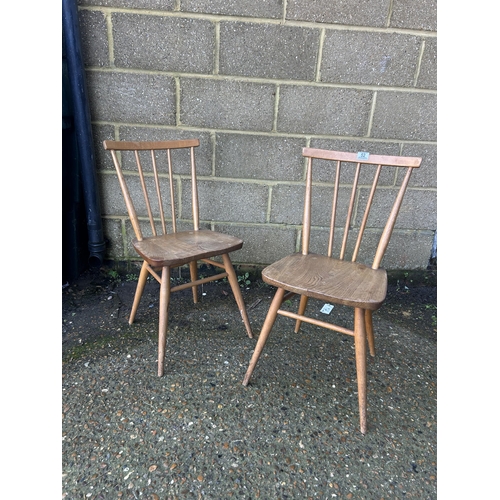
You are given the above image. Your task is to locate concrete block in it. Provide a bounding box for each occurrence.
[277,86,372,135]
[182,179,269,223]
[371,91,436,141]
[92,124,116,170]
[307,227,361,259]
[382,230,435,269]
[393,188,436,231]
[100,173,124,216]
[102,218,124,259]
[358,186,436,230]
[390,0,437,31]
[401,143,436,188]
[270,183,342,226]
[78,0,175,9]
[321,31,421,87]
[269,184,303,225]
[86,71,176,125]
[270,180,435,239]
[99,172,174,221]
[133,218,209,240]
[112,13,215,74]
[215,133,306,181]
[180,0,282,19]
[120,219,136,260]
[78,9,108,68]
[180,78,275,131]
[417,37,437,90]
[219,22,319,80]
[214,224,297,265]
[307,227,434,269]
[123,219,143,258]
[286,0,391,27]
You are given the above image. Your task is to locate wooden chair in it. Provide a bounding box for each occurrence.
[103,139,253,376]
[242,148,421,433]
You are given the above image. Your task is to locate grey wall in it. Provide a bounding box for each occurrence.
[78,0,437,270]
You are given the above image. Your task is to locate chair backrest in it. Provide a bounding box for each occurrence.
[301,148,422,269]
[103,139,200,242]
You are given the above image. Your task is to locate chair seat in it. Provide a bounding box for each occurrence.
[133,230,243,267]
[262,253,387,310]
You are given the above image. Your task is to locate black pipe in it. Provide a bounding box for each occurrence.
[62,0,106,267]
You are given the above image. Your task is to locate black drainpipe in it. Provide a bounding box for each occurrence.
[62,0,106,267]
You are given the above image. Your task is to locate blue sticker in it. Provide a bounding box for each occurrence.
[357,152,370,160]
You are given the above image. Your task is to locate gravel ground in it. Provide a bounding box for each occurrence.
[62,267,437,499]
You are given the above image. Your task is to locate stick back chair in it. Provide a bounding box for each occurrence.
[242,147,421,433]
[103,139,253,376]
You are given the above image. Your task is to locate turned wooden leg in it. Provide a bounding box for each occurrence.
[294,295,309,333]
[242,287,285,386]
[129,261,150,325]
[222,254,253,339]
[158,266,171,377]
[189,260,198,304]
[354,307,368,434]
[365,310,376,357]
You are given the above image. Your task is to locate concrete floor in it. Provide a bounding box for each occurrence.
[62,268,437,499]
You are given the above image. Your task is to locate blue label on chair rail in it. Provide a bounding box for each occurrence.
[357,152,370,160]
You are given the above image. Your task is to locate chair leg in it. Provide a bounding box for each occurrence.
[365,310,376,357]
[189,260,198,304]
[242,287,286,386]
[221,254,253,339]
[157,266,171,377]
[354,307,368,434]
[294,295,309,333]
[129,261,150,325]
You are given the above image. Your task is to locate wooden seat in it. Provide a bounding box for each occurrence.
[242,147,421,434]
[103,139,253,377]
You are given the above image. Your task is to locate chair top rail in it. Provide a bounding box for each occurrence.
[303,147,421,168]
[103,139,200,151]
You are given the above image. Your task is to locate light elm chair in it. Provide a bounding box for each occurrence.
[242,147,421,434]
[103,139,253,377]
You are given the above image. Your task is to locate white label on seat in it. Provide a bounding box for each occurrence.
[357,151,370,160]
[320,304,334,314]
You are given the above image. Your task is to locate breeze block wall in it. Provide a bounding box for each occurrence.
[78,0,437,270]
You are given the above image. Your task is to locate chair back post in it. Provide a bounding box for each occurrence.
[372,166,414,270]
[108,148,144,241]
